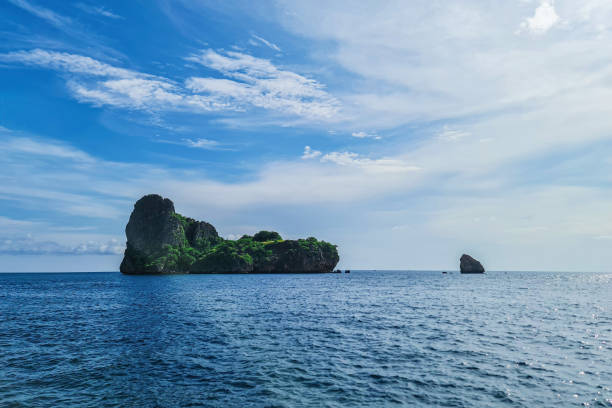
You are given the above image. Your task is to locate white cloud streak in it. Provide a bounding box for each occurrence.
[0,49,137,78]
[437,126,470,142]
[320,151,420,174]
[0,136,95,162]
[7,0,71,28]
[155,138,223,150]
[352,131,381,140]
[75,3,122,19]
[251,34,281,51]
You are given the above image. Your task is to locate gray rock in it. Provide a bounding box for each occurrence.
[460,254,485,274]
[120,194,185,274]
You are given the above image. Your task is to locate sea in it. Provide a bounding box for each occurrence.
[0,271,610,407]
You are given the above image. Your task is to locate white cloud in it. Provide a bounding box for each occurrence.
[320,151,358,165]
[7,0,71,28]
[186,49,340,119]
[155,137,222,150]
[75,3,122,19]
[519,0,560,34]
[301,145,321,159]
[251,34,282,52]
[69,78,188,110]
[351,131,381,140]
[0,49,138,78]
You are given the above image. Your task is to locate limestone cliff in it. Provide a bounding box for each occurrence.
[120,194,339,274]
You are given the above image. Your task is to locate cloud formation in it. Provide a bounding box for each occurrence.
[301,145,321,159]
[6,1,612,270]
[0,48,338,120]
[186,49,339,119]
[519,1,560,34]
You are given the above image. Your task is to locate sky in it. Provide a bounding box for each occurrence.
[2,0,612,272]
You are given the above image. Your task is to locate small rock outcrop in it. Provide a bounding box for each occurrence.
[120,194,339,274]
[460,254,485,274]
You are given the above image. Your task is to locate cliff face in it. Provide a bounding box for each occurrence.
[460,254,485,274]
[120,195,186,274]
[256,240,340,273]
[120,194,339,274]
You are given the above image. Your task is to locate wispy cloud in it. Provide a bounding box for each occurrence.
[302,146,418,174]
[352,131,381,140]
[0,136,95,162]
[321,151,420,174]
[250,34,281,52]
[157,137,222,150]
[75,3,122,19]
[0,216,40,229]
[436,126,470,142]
[181,138,220,149]
[7,0,71,28]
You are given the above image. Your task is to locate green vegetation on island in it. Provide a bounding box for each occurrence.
[120,194,340,274]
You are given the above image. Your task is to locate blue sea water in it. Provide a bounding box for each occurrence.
[0,271,610,407]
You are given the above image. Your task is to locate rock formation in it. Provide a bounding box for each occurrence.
[120,194,339,274]
[459,254,485,274]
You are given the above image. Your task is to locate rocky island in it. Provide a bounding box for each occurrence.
[120,194,340,274]
[460,254,485,274]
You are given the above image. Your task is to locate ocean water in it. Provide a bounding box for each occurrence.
[0,271,610,407]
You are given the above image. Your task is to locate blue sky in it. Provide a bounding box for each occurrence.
[2,0,612,272]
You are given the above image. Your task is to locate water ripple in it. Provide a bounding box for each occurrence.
[0,271,610,407]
